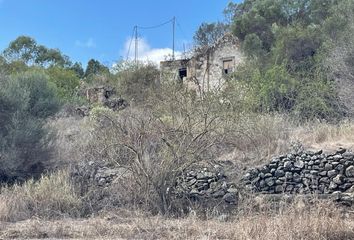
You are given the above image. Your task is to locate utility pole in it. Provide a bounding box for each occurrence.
[134,26,138,65]
[172,16,175,60]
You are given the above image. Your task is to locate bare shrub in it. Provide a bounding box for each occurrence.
[46,115,91,168]
[83,102,225,215]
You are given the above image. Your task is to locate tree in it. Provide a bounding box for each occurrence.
[3,36,38,65]
[35,45,71,67]
[193,22,229,49]
[70,62,85,78]
[84,59,109,77]
[2,36,73,69]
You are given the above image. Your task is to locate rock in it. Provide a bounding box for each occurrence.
[341,183,353,190]
[336,164,344,172]
[265,178,275,187]
[346,185,354,193]
[275,185,284,193]
[259,180,266,188]
[294,160,305,169]
[275,169,285,177]
[327,170,338,178]
[190,189,200,195]
[319,177,330,184]
[275,179,283,185]
[343,152,354,159]
[285,172,293,179]
[284,161,292,170]
[346,166,354,177]
[212,190,225,198]
[293,173,301,183]
[336,148,346,155]
[333,174,344,185]
[324,163,333,171]
[264,173,273,178]
[329,181,338,190]
[223,193,237,204]
[227,187,238,193]
[188,178,197,186]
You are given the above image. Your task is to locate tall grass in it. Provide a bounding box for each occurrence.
[0,170,81,222]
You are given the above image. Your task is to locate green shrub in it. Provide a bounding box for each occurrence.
[0,72,60,182]
[46,66,80,101]
[113,61,160,103]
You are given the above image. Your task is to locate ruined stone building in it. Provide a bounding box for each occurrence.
[160,33,243,93]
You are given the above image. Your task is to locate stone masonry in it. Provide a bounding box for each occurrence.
[243,148,354,195]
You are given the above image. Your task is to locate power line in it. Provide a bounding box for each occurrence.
[137,18,174,30]
[176,18,188,40]
[131,17,183,63]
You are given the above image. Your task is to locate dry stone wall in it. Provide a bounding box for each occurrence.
[172,165,238,204]
[243,148,354,195]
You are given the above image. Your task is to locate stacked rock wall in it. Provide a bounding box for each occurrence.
[243,149,354,194]
[173,166,238,204]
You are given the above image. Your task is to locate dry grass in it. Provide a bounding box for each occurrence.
[293,120,354,152]
[0,201,353,240]
[3,112,354,239]
[0,170,81,222]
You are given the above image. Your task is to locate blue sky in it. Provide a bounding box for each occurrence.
[0,0,239,67]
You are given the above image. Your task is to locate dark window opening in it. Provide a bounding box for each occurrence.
[223,59,234,75]
[178,68,187,81]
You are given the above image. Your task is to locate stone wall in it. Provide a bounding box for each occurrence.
[172,165,238,204]
[243,148,354,195]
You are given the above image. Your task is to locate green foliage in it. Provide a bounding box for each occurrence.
[84,59,109,78]
[0,72,60,182]
[294,78,344,120]
[45,67,80,101]
[193,22,228,48]
[113,61,160,103]
[3,36,38,64]
[3,36,71,68]
[226,0,349,120]
[69,62,85,78]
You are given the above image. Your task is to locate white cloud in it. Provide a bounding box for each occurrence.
[75,38,96,48]
[121,37,182,65]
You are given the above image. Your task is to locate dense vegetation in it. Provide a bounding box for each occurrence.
[219,0,354,120]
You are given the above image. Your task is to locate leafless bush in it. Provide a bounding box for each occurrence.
[83,101,225,214]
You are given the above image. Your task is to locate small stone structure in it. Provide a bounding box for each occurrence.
[173,165,238,204]
[243,148,354,195]
[75,85,128,117]
[160,33,243,93]
[85,86,115,104]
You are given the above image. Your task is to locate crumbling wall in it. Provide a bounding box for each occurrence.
[243,148,354,194]
[159,34,243,93]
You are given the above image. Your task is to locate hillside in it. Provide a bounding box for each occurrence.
[1,0,354,239]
